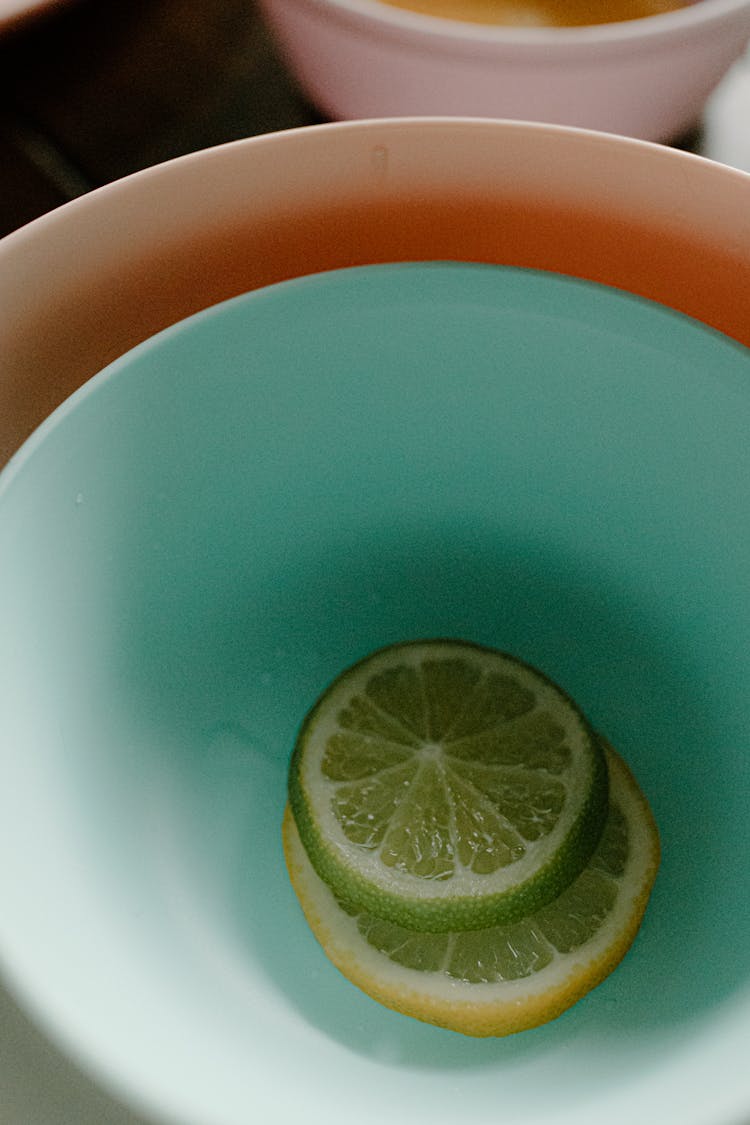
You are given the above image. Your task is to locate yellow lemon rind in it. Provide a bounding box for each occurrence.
[283,744,659,1038]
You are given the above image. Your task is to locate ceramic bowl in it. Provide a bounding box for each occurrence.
[257,0,750,141]
[1,117,750,1125]
[2,256,750,1125]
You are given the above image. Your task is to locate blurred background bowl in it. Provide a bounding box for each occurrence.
[256,0,750,140]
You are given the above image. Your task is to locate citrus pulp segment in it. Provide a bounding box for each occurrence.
[283,744,660,1037]
[288,640,608,932]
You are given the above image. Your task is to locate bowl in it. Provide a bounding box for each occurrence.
[1,116,750,1124]
[256,0,750,141]
[1,255,750,1125]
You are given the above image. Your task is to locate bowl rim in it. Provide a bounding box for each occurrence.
[4,115,750,259]
[261,0,750,49]
[4,116,750,475]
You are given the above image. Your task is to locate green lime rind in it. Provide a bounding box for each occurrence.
[289,748,608,931]
[288,639,609,934]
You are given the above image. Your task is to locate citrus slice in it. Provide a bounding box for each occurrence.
[288,640,608,932]
[283,743,659,1037]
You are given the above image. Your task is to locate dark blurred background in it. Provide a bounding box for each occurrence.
[0,0,327,238]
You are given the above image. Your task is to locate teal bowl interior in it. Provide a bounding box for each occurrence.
[0,262,749,1125]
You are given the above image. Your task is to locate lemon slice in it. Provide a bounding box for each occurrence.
[288,640,608,932]
[283,744,659,1037]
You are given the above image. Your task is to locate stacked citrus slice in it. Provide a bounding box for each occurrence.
[283,639,660,1036]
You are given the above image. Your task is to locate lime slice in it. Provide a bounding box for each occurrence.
[288,640,608,932]
[283,743,659,1037]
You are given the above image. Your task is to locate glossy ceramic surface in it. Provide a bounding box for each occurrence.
[257,0,750,140]
[0,262,749,1125]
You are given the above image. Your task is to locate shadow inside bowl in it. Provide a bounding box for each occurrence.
[122,521,749,1080]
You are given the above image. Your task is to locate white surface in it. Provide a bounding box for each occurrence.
[0,985,149,1124]
[1,54,750,1124]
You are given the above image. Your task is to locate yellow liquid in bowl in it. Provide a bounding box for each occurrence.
[376,0,691,26]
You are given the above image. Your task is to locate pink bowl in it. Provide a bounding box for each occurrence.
[257,0,750,141]
[2,118,750,1125]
